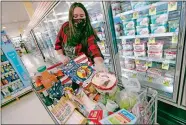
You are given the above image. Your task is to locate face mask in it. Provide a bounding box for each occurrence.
[73,18,86,29]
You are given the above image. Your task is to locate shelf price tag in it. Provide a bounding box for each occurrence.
[133,11,139,19]
[168,1,177,11]
[163,78,171,87]
[148,77,153,83]
[146,61,152,67]
[135,60,140,64]
[162,62,169,70]
[172,33,178,43]
[135,38,140,44]
[149,5,156,15]
[132,74,137,78]
[149,37,155,43]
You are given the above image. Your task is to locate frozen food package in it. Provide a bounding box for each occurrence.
[136,26,149,35]
[122,42,133,50]
[120,1,132,12]
[123,50,134,56]
[147,42,164,51]
[151,13,168,24]
[168,11,181,20]
[168,19,179,32]
[133,42,146,51]
[164,69,175,78]
[111,2,121,16]
[151,24,167,34]
[147,68,163,78]
[124,29,136,36]
[131,2,147,9]
[134,50,146,57]
[136,16,149,27]
[135,60,148,72]
[156,3,168,13]
[115,23,123,37]
[148,50,162,59]
[164,49,177,60]
[124,59,135,69]
[123,20,135,30]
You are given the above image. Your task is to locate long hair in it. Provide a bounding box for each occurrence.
[68,2,98,53]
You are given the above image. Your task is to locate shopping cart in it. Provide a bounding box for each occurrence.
[135,88,158,124]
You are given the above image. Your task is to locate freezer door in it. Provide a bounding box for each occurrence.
[104,1,186,103]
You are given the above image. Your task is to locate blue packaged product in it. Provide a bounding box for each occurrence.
[156,3,168,13]
[168,20,179,32]
[151,24,168,34]
[151,12,168,24]
[136,26,150,35]
[168,11,181,21]
[123,20,136,30]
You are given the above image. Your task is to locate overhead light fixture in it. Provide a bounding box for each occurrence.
[3,26,6,29]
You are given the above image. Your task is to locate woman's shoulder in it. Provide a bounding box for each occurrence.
[61,21,69,34]
[62,21,69,28]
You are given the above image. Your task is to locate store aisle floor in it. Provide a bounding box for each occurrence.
[2,54,55,124]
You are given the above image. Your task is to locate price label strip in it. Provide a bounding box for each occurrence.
[162,62,169,70]
[172,33,178,43]
[168,1,177,11]
[132,74,137,78]
[133,11,139,19]
[149,37,155,43]
[149,5,156,15]
[135,38,140,44]
[163,78,171,87]
[148,77,153,83]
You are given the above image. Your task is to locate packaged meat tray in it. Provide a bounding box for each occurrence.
[147,68,163,78]
[151,13,168,24]
[164,49,177,60]
[122,42,133,50]
[123,20,135,30]
[124,29,136,36]
[134,50,146,57]
[123,50,134,56]
[148,51,162,59]
[150,24,167,34]
[136,63,148,72]
[147,42,164,51]
[124,59,135,69]
[133,42,146,51]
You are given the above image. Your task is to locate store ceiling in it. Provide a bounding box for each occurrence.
[1,1,38,38]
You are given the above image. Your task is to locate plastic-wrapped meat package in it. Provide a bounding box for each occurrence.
[147,68,163,78]
[136,27,149,35]
[151,24,167,34]
[123,20,135,30]
[123,50,134,56]
[122,42,133,50]
[133,42,146,51]
[164,49,177,60]
[151,13,168,24]
[124,29,136,36]
[134,50,146,57]
[147,41,164,51]
[148,51,162,59]
[135,60,148,72]
[124,59,135,69]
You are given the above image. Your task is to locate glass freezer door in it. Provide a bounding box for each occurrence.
[107,1,186,102]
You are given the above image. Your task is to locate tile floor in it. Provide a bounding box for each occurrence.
[1,54,55,124]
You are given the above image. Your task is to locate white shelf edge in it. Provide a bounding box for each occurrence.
[114,2,167,18]
[121,55,176,64]
[1,79,21,89]
[117,32,178,39]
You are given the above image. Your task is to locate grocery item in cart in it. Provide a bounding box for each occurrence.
[99,109,137,124]
[136,16,149,27]
[133,42,146,51]
[124,59,135,69]
[123,20,135,30]
[148,50,162,59]
[91,72,117,96]
[123,50,134,56]
[147,68,163,78]
[164,49,177,60]
[134,50,146,57]
[151,24,167,34]
[147,42,164,51]
[151,13,168,24]
[122,42,133,50]
[124,29,136,36]
[136,26,149,35]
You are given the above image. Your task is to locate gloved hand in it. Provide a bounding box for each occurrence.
[94,63,108,72]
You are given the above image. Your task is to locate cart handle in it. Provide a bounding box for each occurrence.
[47,62,63,70]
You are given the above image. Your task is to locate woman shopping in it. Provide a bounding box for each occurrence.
[55,2,107,90]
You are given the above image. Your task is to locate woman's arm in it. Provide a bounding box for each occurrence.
[94,57,104,64]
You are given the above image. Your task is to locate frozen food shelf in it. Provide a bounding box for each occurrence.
[1,61,10,65]
[1,79,21,89]
[114,2,167,18]
[117,32,178,39]
[121,55,176,64]
[2,70,15,77]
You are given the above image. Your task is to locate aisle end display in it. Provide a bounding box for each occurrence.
[1,30,32,105]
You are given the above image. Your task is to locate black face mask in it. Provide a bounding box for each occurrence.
[73,18,86,29]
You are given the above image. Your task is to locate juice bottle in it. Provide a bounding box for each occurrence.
[37,66,58,89]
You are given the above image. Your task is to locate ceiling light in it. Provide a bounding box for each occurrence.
[23,30,25,31]
[3,26,6,29]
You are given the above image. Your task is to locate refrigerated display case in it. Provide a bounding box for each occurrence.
[106,1,186,104]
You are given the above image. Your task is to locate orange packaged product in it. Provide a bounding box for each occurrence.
[37,66,58,89]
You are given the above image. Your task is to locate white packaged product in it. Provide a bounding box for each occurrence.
[122,42,133,50]
[147,68,163,78]
[136,27,149,35]
[133,42,146,51]
[134,50,146,57]
[123,50,134,56]
[147,42,164,51]
[124,59,135,69]
[136,17,149,27]
[135,61,148,72]
[164,49,177,60]
[148,51,162,59]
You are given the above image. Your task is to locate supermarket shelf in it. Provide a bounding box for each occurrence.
[121,55,176,64]
[1,61,10,65]
[117,32,178,39]
[114,2,167,18]
[91,20,104,25]
[1,79,21,89]
[2,70,15,77]
[1,86,33,106]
